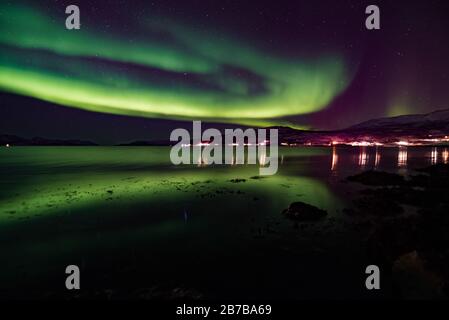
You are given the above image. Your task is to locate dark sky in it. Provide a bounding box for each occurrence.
[1,0,449,143]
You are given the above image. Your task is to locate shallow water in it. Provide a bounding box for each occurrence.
[0,146,447,299]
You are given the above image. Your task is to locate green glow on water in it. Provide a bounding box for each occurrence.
[0,147,339,223]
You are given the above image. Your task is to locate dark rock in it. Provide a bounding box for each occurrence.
[250,176,266,180]
[282,201,327,221]
[360,187,429,208]
[417,163,449,176]
[347,170,405,186]
[352,195,404,217]
[415,164,449,188]
[229,179,246,183]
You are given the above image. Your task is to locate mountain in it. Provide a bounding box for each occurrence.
[0,134,97,146]
[273,109,449,146]
[349,109,449,131]
[2,109,449,147]
[116,110,449,147]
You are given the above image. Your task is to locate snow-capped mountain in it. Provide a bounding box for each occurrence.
[349,109,449,130]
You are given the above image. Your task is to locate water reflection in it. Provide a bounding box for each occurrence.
[398,147,408,168]
[430,147,438,165]
[195,146,270,167]
[331,146,338,171]
[194,145,449,171]
[197,152,209,166]
[374,148,381,169]
[259,152,266,167]
[358,147,369,168]
[329,146,449,171]
[443,148,449,164]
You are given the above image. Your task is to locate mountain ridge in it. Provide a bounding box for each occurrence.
[2,108,449,146]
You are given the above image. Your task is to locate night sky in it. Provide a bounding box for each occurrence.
[1,0,449,144]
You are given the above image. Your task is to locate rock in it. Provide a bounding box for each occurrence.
[393,251,446,299]
[347,170,405,186]
[415,164,449,188]
[352,195,404,217]
[229,178,246,183]
[417,163,449,176]
[250,176,266,180]
[282,201,327,221]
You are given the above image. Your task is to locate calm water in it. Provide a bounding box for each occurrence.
[0,146,447,299]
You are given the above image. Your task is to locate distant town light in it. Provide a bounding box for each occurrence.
[396,141,409,146]
[350,141,373,147]
[195,142,210,147]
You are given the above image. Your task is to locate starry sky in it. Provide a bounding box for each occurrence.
[1,0,449,144]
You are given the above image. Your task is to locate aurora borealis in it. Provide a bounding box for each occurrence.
[0,1,350,127]
[1,0,449,142]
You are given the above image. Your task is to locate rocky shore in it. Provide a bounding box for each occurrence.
[345,164,449,298]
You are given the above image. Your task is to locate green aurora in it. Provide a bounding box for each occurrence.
[0,2,352,127]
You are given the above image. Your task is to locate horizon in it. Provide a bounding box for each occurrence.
[1,104,448,145]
